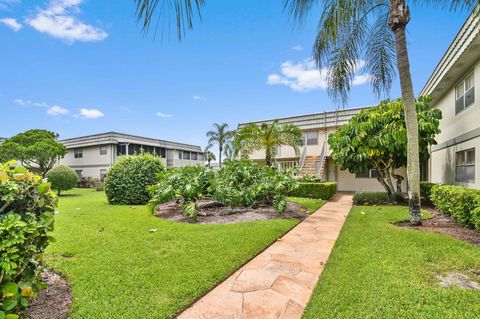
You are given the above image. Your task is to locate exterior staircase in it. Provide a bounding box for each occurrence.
[299,128,329,180]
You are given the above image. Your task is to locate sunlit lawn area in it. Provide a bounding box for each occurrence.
[288,197,326,213]
[45,188,300,319]
[303,205,480,319]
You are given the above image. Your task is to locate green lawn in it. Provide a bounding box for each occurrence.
[303,205,480,319]
[288,197,326,213]
[45,189,299,319]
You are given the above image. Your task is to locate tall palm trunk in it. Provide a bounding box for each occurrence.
[389,0,421,225]
[219,146,223,168]
[265,147,272,167]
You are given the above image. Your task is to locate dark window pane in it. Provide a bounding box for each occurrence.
[465,166,475,182]
[465,87,475,108]
[455,96,464,114]
[183,151,191,160]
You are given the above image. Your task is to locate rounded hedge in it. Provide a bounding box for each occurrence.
[46,165,78,195]
[104,154,165,205]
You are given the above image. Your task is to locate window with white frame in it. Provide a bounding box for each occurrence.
[100,169,107,180]
[100,145,108,155]
[304,131,318,145]
[355,169,378,179]
[74,148,83,159]
[455,72,475,114]
[455,148,475,183]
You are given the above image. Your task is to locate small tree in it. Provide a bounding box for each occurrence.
[236,120,303,166]
[0,129,67,177]
[46,165,78,195]
[206,123,235,168]
[329,97,441,199]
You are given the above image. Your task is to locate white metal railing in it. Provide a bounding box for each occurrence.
[298,143,308,170]
[315,135,329,178]
[277,160,299,171]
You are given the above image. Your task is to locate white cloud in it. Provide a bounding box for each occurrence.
[156,112,172,118]
[14,98,31,105]
[192,95,207,102]
[292,45,303,51]
[47,105,69,116]
[0,18,22,31]
[27,0,108,43]
[267,58,370,92]
[79,108,104,119]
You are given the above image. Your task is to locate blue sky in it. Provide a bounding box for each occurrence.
[0,0,472,150]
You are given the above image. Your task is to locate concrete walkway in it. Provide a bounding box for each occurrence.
[178,193,353,319]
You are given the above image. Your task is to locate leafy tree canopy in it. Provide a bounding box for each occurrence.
[0,129,67,177]
[328,96,441,197]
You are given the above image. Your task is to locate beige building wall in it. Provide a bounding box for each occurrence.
[58,144,116,179]
[429,58,480,189]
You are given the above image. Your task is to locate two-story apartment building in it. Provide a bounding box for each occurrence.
[421,9,480,189]
[238,108,408,192]
[58,132,205,179]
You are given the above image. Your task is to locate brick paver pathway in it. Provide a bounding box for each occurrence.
[178,193,353,319]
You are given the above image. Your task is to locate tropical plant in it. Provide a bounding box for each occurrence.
[104,154,164,205]
[282,0,478,225]
[0,129,67,177]
[235,120,303,166]
[206,123,235,167]
[45,165,78,196]
[148,165,215,220]
[204,146,216,167]
[0,161,57,317]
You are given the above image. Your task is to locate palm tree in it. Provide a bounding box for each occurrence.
[204,149,216,167]
[134,0,479,226]
[236,120,303,166]
[206,123,234,168]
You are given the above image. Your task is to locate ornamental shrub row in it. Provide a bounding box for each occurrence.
[352,192,392,205]
[419,181,437,205]
[0,161,57,318]
[430,185,480,230]
[289,182,337,200]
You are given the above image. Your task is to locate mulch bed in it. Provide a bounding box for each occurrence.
[155,199,309,224]
[26,270,72,319]
[396,207,480,247]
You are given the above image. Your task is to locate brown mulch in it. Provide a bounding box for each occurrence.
[396,207,480,247]
[155,199,309,224]
[26,270,72,319]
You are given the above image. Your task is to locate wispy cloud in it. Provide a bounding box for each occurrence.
[79,108,104,119]
[0,17,21,31]
[192,95,207,102]
[14,98,31,105]
[156,112,172,118]
[47,105,69,116]
[291,45,303,51]
[26,0,108,43]
[267,58,370,92]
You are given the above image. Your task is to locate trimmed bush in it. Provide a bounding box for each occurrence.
[430,185,480,228]
[420,181,437,204]
[289,182,336,200]
[353,192,392,205]
[46,165,78,195]
[105,154,164,205]
[0,161,57,317]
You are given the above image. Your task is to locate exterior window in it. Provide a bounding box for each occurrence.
[455,72,475,114]
[100,169,107,180]
[183,151,191,160]
[129,144,141,155]
[355,169,378,179]
[198,153,204,161]
[117,144,127,156]
[191,153,198,160]
[100,145,108,155]
[304,131,318,145]
[155,147,166,158]
[456,148,475,183]
[74,148,83,159]
[178,151,182,159]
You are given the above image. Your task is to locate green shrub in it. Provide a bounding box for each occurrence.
[430,185,480,228]
[298,175,321,183]
[0,161,57,317]
[105,154,164,205]
[46,165,78,195]
[420,181,437,204]
[289,182,336,200]
[148,165,215,220]
[353,192,392,205]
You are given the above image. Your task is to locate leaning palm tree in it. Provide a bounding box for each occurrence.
[236,121,303,166]
[206,123,234,167]
[134,0,479,225]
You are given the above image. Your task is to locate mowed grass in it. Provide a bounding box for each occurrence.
[45,189,299,319]
[303,205,480,319]
[288,197,326,213]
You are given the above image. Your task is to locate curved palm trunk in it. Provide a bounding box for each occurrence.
[218,146,223,168]
[390,0,421,226]
[265,147,273,167]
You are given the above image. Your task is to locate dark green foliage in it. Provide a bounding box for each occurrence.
[0,161,57,317]
[329,98,441,198]
[105,154,164,205]
[289,182,336,200]
[148,165,215,220]
[430,185,480,229]
[420,181,437,204]
[46,165,78,195]
[353,192,394,205]
[0,129,67,177]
